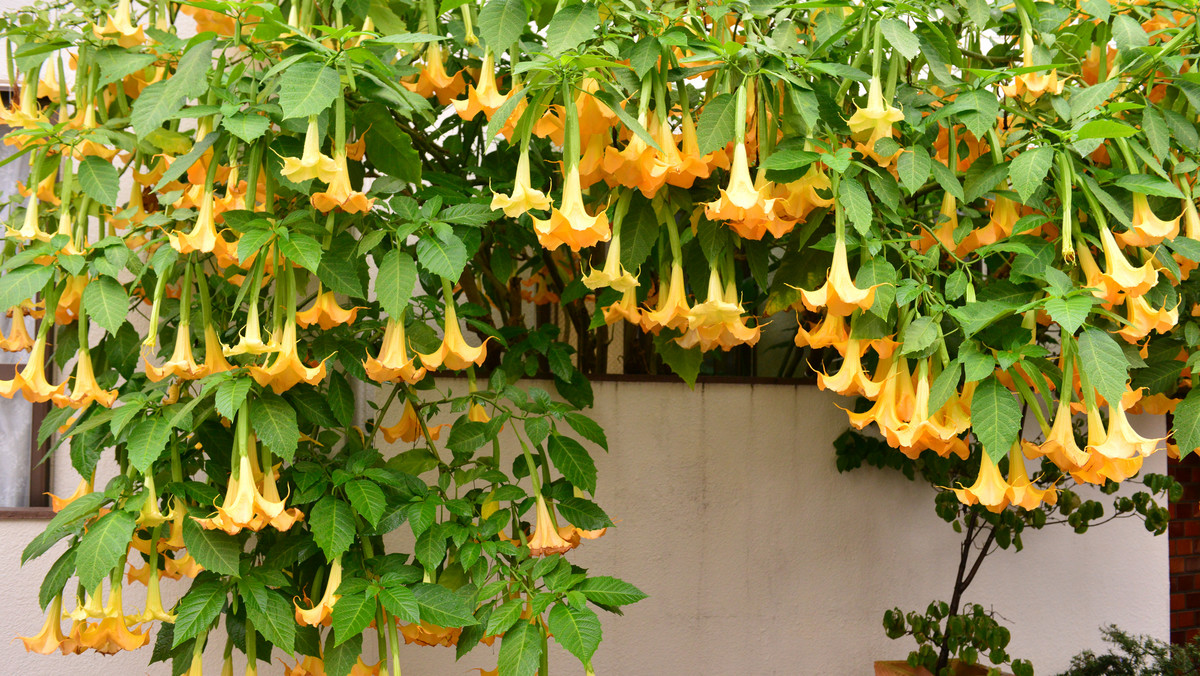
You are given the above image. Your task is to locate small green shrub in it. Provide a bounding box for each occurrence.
[1058,626,1200,676]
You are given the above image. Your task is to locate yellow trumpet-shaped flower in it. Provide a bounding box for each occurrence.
[311,149,375,213]
[400,622,464,647]
[800,232,879,316]
[452,51,511,121]
[604,112,665,198]
[1098,225,1157,300]
[0,328,64,402]
[952,451,1012,513]
[817,339,882,398]
[532,165,611,251]
[168,189,220,254]
[297,291,361,330]
[528,493,573,556]
[364,317,426,384]
[845,357,910,438]
[54,350,118,409]
[1028,395,1090,472]
[1,305,35,352]
[794,312,849,352]
[1001,32,1064,101]
[491,149,551,218]
[55,275,89,325]
[402,42,466,105]
[286,656,381,675]
[640,262,690,334]
[775,164,833,224]
[582,236,638,294]
[703,143,776,225]
[93,0,145,47]
[226,284,278,356]
[915,192,959,255]
[1086,400,1163,460]
[1116,294,1178,343]
[249,319,328,394]
[48,476,93,512]
[677,267,761,352]
[6,192,48,241]
[1006,447,1057,510]
[75,583,150,654]
[417,302,489,371]
[196,452,259,535]
[848,77,904,165]
[380,399,445,444]
[201,323,235,376]
[18,594,68,655]
[295,557,343,627]
[282,117,340,184]
[145,322,207,382]
[1118,194,1180,247]
[602,287,641,326]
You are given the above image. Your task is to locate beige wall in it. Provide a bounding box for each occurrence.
[0,380,1168,675]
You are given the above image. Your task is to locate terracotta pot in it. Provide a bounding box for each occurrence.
[874,660,998,676]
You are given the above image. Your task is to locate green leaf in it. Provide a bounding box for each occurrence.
[413,583,477,627]
[95,47,157,87]
[654,333,702,388]
[546,3,600,55]
[548,603,602,663]
[1009,147,1053,204]
[1044,295,1094,335]
[166,39,214,100]
[344,480,386,528]
[1173,388,1200,459]
[970,376,1022,464]
[416,232,468,280]
[324,630,362,676]
[76,510,136,592]
[1077,119,1138,140]
[376,249,417,318]
[1077,327,1129,407]
[250,393,300,462]
[0,265,54,311]
[358,102,422,184]
[132,79,184,138]
[377,581,419,623]
[1115,174,1185,199]
[182,516,242,577]
[78,156,121,207]
[279,61,341,119]
[555,497,613,530]
[246,591,295,654]
[447,420,489,459]
[1142,107,1169,160]
[563,412,607,451]
[897,147,930,194]
[279,232,323,272]
[498,621,544,676]
[173,581,227,647]
[414,527,448,570]
[879,18,919,59]
[487,598,526,637]
[629,36,661,80]
[577,576,647,606]
[1112,14,1149,52]
[478,0,527,51]
[548,434,597,493]
[40,547,77,611]
[838,179,872,236]
[331,592,377,646]
[928,361,962,415]
[1069,81,1120,121]
[311,496,356,561]
[82,276,129,334]
[695,93,737,156]
[899,315,939,356]
[153,132,219,191]
[127,414,172,473]
[619,195,657,271]
[222,113,270,142]
[215,378,253,421]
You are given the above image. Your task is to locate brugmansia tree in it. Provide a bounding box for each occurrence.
[0,0,1197,674]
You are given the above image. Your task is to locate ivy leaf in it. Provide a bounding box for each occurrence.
[413,583,477,627]
[173,581,227,647]
[78,156,121,207]
[81,275,128,334]
[548,434,597,494]
[970,376,1022,464]
[695,93,737,156]
[182,516,242,577]
[416,232,468,280]
[1077,327,1129,406]
[279,61,341,119]
[127,414,172,473]
[879,18,919,59]
[478,0,527,51]
[548,603,602,663]
[311,496,356,562]
[250,392,300,462]
[545,3,599,55]
[577,576,647,606]
[376,249,417,318]
[331,592,377,646]
[344,480,386,528]
[76,510,137,592]
[1009,147,1053,204]
[497,622,544,676]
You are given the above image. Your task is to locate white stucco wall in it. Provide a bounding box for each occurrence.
[0,380,1169,676]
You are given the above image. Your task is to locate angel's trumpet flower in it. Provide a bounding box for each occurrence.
[452,51,510,120]
[800,229,879,316]
[417,297,489,371]
[817,339,882,398]
[169,188,220,254]
[1098,225,1157,299]
[703,143,776,225]
[491,148,551,217]
[1006,446,1057,510]
[364,316,426,384]
[1086,400,1163,460]
[93,0,145,47]
[532,165,611,251]
[145,322,207,381]
[1118,194,1180,247]
[402,42,466,105]
[380,399,444,444]
[295,557,343,626]
[311,151,374,214]
[1029,395,1090,472]
[952,451,1012,513]
[18,594,68,655]
[249,319,328,394]
[1,304,35,352]
[0,326,64,402]
[297,291,360,330]
[528,493,573,556]
[848,76,903,166]
[1001,32,1064,100]
[282,117,339,184]
[55,348,118,408]
[1116,294,1178,343]
[640,261,690,334]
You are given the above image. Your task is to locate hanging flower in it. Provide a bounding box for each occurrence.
[249,319,328,394]
[297,291,361,330]
[639,262,690,334]
[1,304,35,352]
[800,230,879,316]
[145,322,207,382]
[311,151,375,213]
[703,143,776,226]
[531,165,611,251]
[54,349,118,408]
[402,42,466,105]
[282,117,340,184]
[1097,225,1157,301]
[817,339,882,398]
[18,595,69,655]
[452,51,511,121]
[848,76,904,166]
[295,557,343,627]
[364,316,426,384]
[93,0,145,47]
[794,312,849,351]
[1006,446,1057,510]
[0,327,64,402]
[1001,32,1064,101]
[380,399,445,444]
[952,451,1011,513]
[490,148,551,218]
[417,301,489,371]
[1116,294,1178,343]
[399,622,463,647]
[528,493,573,556]
[169,187,221,254]
[1118,194,1181,247]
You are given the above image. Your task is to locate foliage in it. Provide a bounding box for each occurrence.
[1057,625,1200,676]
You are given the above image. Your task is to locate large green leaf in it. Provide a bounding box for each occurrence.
[0,265,54,311]
[970,376,1022,464]
[376,249,417,318]
[358,103,421,184]
[545,3,599,55]
[1077,327,1129,407]
[311,496,356,561]
[695,92,736,156]
[331,592,377,646]
[548,434,597,494]
[377,579,419,623]
[182,516,242,577]
[1174,388,1200,459]
[279,61,341,119]
[413,583,477,627]
[246,590,295,654]
[76,510,136,592]
[879,18,919,59]
[416,232,468,280]
[173,581,227,646]
[78,156,120,207]
[132,79,183,138]
[497,621,544,676]
[127,414,172,473]
[548,603,602,663]
[1009,147,1053,204]
[478,0,527,51]
[577,576,647,606]
[344,480,386,527]
[82,275,129,334]
[250,392,300,462]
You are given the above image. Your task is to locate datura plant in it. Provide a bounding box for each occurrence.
[0,0,1198,674]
